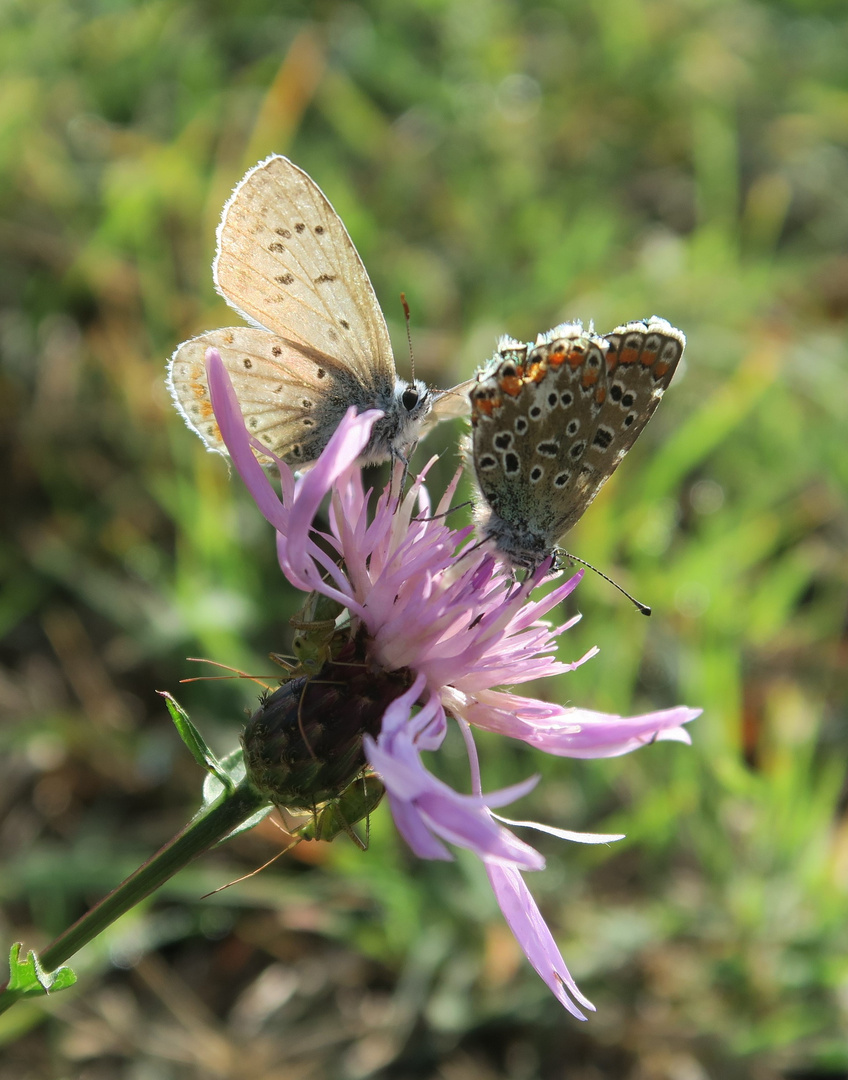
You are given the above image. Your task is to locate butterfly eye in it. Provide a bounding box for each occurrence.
[401,387,420,411]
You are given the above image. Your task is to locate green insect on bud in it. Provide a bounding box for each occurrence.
[297,772,386,848]
[289,592,349,675]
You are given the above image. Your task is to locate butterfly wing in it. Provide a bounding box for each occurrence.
[470,318,684,568]
[167,327,372,465]
[546,315,685,537]
[424,377,476,428]
[469,340,571,565]
[492,329,614,538]
[214,154,396,392]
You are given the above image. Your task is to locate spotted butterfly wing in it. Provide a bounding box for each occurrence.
[168,155,464,467]
[469,317,685,569]
[168,327,377,465]
[470,324,609,567]
[214,154,394,384]
[545,315,685,536]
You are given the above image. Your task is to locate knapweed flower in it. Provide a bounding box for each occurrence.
[205,348,700,1019]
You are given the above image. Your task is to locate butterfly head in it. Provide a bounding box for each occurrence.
[359,377,432,465]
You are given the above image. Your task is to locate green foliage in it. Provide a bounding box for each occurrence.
[2,0,847,1075]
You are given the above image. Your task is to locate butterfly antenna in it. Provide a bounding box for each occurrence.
[455,535,491,565]
[414,498,474,523]
[560,551,652,616]
[400,292,415,380]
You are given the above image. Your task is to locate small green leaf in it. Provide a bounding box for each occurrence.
[1,943,76,1009]
[158,691,235,791]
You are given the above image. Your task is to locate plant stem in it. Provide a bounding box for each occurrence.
[38,778,268,974]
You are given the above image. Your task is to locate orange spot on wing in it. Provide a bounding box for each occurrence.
[527,362,547,383]
[546,348,566,368]
[567,349,584,369]
[640,348,659,367]
[500,375,523,397]
[619,348,639,365]
[595,387,606,405]
[653,360,670,378]
[199,401,215,419]
[475,398,497,418]
[581,369,599,388]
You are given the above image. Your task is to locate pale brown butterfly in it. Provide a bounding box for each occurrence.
[168,155,471,467]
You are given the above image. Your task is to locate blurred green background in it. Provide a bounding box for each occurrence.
[2,0,847,1076]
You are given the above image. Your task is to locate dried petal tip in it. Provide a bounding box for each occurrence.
[242,635,415,812]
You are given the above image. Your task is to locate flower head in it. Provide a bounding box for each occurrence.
[205,348,700,1018]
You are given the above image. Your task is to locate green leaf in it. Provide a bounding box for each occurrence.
[0,943,76,1012]
[158,691,235,792]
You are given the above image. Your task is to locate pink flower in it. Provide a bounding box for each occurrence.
[205,348,700,1019]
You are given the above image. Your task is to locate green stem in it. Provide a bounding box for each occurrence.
[20,778,267,985]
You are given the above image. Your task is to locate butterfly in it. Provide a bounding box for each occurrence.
[168,155,470,468]
[469,316,685,571]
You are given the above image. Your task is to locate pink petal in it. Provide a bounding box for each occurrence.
[486,863,595,1020]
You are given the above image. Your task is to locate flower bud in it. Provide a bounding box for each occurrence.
[242,635,413,811]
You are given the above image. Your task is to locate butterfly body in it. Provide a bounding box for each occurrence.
[168,155,467,467]
[470,317,685,570]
